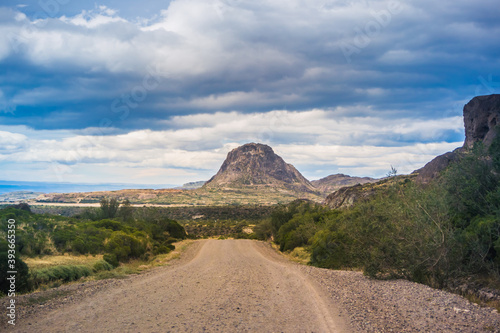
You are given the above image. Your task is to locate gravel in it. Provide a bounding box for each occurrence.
[2,240,499,332]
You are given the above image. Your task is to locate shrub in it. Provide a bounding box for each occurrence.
[92,260,114,272]
[105,231,147,262]
[253,218,273,240]
[90,219,127,231]
[30,265,92,288]
[103,254,119,268]
[0,241,31,294]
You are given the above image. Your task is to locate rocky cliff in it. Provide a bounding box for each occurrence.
[327,94,500,207]
[463,94,500,148]
[415,94,500,183]
[204,143,316,193]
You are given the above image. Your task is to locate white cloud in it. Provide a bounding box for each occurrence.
[0,130,27,153]
[182,91,304,109]
[60,7,125,28]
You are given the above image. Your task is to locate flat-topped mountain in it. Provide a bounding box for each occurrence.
[204,143,316,193]
[311,174,377,194]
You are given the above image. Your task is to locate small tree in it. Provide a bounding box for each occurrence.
[117,199,134,222]
[386,165,398,178]
[99,198,119,219]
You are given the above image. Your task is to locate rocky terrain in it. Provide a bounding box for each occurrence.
[463,94,500,148]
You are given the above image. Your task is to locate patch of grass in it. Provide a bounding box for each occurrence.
[130,239,195,269]
[93,270,131,280]
[31,265,93,288]
[288,247,311,265]
[463,293,500,313]
[24,254,103,270]
[87,239,195,281]
[25,240,196,291]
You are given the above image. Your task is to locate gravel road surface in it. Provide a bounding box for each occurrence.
[4,239,500,332]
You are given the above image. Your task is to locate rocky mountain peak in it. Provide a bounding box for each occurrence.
[463,94,500,148]
[204,143,315,192]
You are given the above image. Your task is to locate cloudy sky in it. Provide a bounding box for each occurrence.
[1,0,499,186]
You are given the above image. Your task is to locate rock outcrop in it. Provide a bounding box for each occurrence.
[463,94,500,148]
[414,150,461,184]
[415,94,500,183]
[328,94,500,204]
[204,143,316,193]
[323,184,372,209]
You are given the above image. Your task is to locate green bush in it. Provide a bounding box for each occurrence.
[269,201,326,252]
[0,241,31,294]
[30,265,92,287]
[92,260,114,272]
[253,218,273,240]
[105,231,147,262]
[103,254,119,268]
[90,219,128,231]
[153,245,172,255]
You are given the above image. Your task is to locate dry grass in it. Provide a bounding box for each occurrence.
[24,254,104,270]
[463,293,500,313]
[23,240,196,292]
[269,242,311,264]
[271,244,311,265]
[287,247,312,265]
[145,239,195,268]
[87,239,196,281]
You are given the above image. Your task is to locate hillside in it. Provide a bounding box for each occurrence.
[311,174,377,194]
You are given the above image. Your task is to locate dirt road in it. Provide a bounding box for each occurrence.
[8,239,500,332]
[11,240,350,332]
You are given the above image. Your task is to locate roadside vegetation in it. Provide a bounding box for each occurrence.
[0,200,187,295]
[255,138,500,308]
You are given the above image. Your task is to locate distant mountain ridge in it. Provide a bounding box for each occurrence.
[26,142,383,205]
[175,181,206,190]
[311,174,377,194]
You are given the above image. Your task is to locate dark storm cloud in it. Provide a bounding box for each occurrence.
[1,0,499,132]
